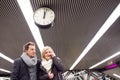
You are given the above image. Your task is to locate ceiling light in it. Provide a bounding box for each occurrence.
[113,73,120,79]
[0,68,11,73]
[89,51,120,69]
[70,3,120,70]
[17,0,44,52]
[0,52,14,63]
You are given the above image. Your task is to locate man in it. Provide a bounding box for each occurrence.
[11,42,37,80]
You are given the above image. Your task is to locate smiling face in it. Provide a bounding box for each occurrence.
[43,48,53,60]
[41,46,55,61]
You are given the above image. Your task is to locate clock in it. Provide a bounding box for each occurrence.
[33,7,55,29]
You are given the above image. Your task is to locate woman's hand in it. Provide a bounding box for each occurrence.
[49,50,56,57]
[48,73,54,79]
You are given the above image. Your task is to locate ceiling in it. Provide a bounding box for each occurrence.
[0,0,120,79]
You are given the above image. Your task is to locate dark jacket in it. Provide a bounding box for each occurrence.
[11,58,38,80]
[37,56,64,80]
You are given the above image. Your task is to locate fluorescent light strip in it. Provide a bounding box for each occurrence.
[17,0,44,52]
[70,3,120,70]
[113,74,120,79]
[0,52,14,63]
[89,51,120,69]
[0,68,11,73]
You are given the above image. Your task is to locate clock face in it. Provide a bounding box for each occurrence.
[33,7,55,26]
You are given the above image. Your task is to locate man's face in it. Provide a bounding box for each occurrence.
[26,45,36,58]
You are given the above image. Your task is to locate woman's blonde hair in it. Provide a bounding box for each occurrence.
[41,46,54,59]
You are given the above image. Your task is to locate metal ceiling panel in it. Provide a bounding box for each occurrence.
[0,0,120,79]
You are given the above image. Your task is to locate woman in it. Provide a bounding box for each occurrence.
[37,46,64,80]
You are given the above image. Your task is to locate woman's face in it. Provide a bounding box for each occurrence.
[44,48,53,60]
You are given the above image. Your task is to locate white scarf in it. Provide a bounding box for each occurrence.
[41,59,53,73]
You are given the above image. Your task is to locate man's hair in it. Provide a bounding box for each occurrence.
[23,42,35,52]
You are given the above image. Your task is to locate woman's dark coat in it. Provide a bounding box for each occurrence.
[37,56,64,80]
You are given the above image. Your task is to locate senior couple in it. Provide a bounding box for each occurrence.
[11,42,64,80]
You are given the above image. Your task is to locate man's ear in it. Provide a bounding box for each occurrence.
[24,50,28,54]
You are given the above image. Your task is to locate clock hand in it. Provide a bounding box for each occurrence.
[43,9,47,19]
[43,11,46,19]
